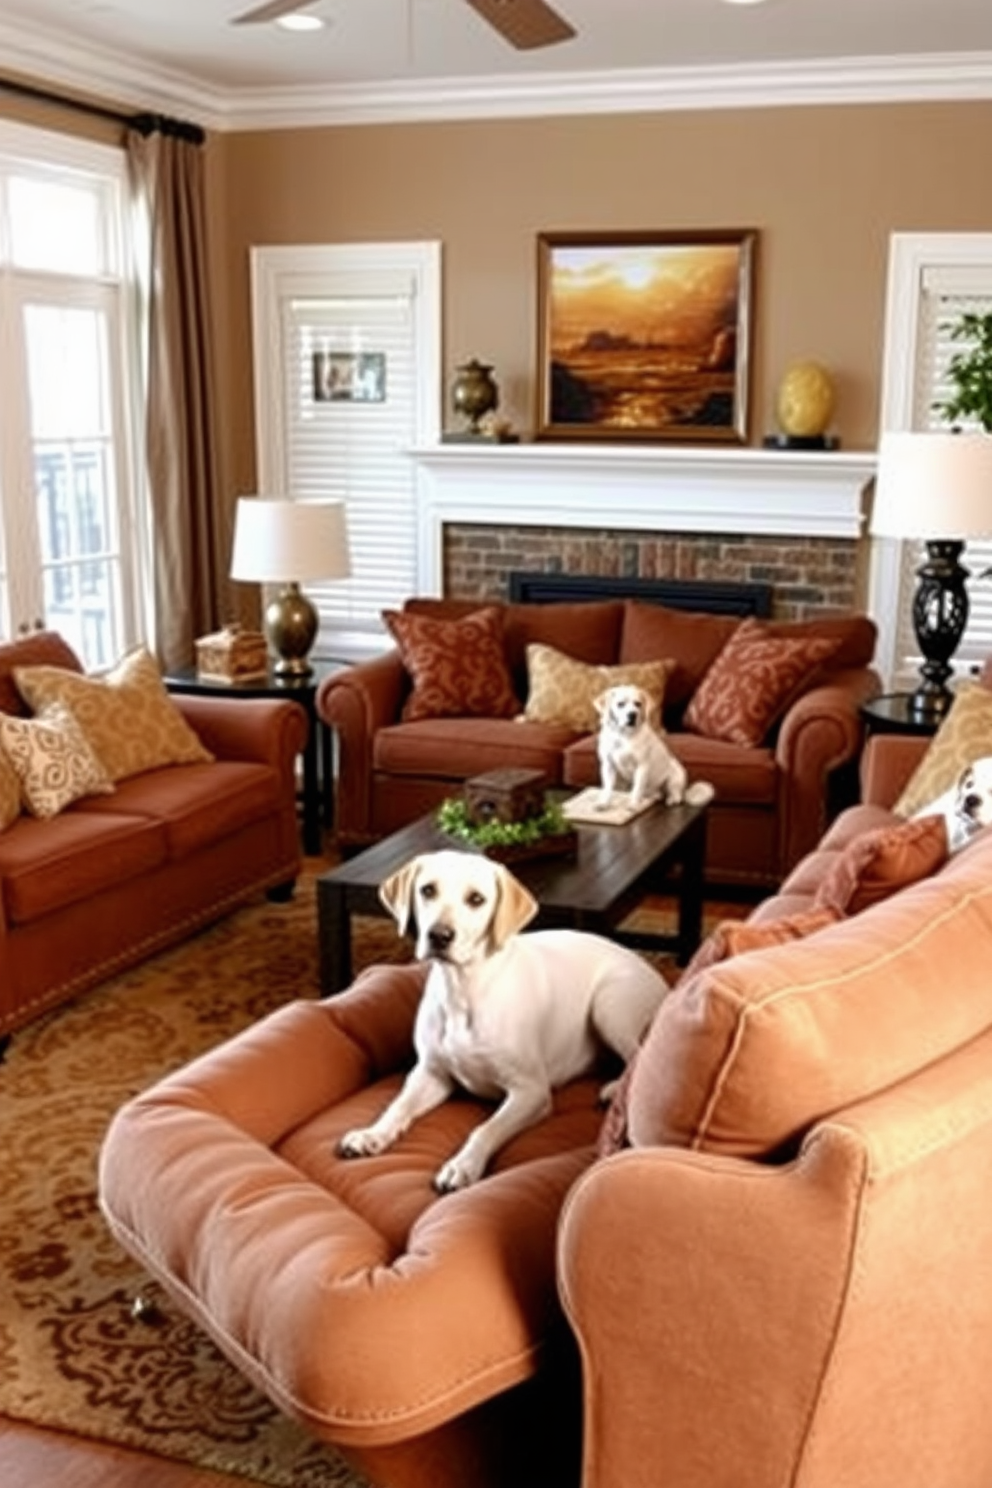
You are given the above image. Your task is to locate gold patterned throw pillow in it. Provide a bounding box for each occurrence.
[522,644,673,733]
[0,704,114,818]
[0,748,21,831]
[14,645,213,782]
[893,683,992,818]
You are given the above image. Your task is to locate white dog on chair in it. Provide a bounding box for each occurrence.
[595,682,715,810]
[337,849,667,1192]
[913,754,992,852]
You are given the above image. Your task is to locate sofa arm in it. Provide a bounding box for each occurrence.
[773,666,882,875]
[557,1131,866,1488]
[316,651,408,845]
[173,694,307,773]
[859,732,930,809]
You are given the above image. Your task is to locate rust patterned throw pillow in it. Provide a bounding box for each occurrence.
[683,620,841,747]
[812,814,949,917]
[383,606,521,723]
[596,905,841,1157]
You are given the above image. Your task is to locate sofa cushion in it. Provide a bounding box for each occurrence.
[683,620,841,747]
[0,630,82,718]
[0,751,20,831]
[0,704,115,818]
[14,645,214,782]
[562,730,778,803]
[625,829,992,1159]
[383,606,520,723]
[74,760,280,859]
[812,814,949,916]
[375,717,572,784]
[619,602,741,714]
[893,682,992,818]
[0,808,167,925]
[521,644,672,732]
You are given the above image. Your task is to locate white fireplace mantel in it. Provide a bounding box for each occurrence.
[411,442,876,593]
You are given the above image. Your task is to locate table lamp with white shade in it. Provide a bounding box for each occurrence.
[871,431,992,721]
[230,496,351,677]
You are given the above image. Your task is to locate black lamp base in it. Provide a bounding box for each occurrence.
[909,540,970,720]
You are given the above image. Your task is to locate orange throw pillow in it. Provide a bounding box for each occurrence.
[596,906,840,1157]
[383,606,520,723]
[683,620,841,747]
[812,814,948,917]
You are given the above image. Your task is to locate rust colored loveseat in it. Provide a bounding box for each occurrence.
[0,631,306,1041]
[100,721,992,1488]
[317,592,880,889]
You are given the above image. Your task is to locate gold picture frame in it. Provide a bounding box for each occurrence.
[535,228,756,443]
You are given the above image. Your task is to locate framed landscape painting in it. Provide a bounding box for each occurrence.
[535,229,756,443]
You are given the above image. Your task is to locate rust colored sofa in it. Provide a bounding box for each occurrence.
[0,631,306,1041]
[317,593,880,889]
[99,724,992,1488]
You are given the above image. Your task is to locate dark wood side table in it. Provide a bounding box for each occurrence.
[164,660,338,855]
[859,693,942,739]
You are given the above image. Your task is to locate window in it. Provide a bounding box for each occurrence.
[874,234,992,689]
[0,120,143,669]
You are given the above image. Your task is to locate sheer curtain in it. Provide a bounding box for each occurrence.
[127,118,223,671]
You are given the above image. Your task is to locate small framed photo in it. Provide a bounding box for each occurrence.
[313,350,387,403]
[535,229,756,443]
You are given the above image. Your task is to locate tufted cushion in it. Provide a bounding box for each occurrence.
[596,906,840,1158]
[683,619,841,747]
[0,703,114,818]
[812,814,949,916]
[522,644,673,733]
[383,605,520,723]
[893,683,992,818]
[0,750,21,831]
[14,646,214,783]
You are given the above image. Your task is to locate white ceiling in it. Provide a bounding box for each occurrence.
[2,0,992,130]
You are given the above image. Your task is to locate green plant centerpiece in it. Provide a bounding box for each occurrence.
[436,794,577,864]
[935,311,992,432]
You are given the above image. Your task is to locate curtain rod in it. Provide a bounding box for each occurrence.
[0,75,205,144]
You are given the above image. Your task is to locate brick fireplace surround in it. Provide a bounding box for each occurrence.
[413,443,878,623]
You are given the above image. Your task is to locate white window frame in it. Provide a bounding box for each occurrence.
[0,118,147,664]
[872,232,992,688]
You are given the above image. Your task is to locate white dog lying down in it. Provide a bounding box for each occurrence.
[338,849,668,1191]
[914,754,992,852]
[595,682,715,809]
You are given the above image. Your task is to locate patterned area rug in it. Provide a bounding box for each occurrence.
[0,866,411,1487]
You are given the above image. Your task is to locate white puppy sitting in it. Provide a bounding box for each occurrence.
[913,754,992,852]
[595,682,715,809]
[337,849,668,1192]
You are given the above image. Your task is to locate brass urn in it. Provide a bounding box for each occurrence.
[451,359,499,434]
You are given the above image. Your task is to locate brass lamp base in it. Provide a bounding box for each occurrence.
[264,582,318,677]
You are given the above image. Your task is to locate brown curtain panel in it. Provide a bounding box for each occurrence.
[127,121,223,671]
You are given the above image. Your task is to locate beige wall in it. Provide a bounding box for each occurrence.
[208,99,992,511]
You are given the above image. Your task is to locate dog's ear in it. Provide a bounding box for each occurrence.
[489,864,539,948]
[378,856,422,933]
[593,688,612,720]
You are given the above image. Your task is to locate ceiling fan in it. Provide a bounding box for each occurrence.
[231,0,576,50]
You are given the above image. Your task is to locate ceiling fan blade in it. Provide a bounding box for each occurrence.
[231,0,317,24]
[461,0,576,50]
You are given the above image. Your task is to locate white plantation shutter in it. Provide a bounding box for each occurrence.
[281,294,418,646]
[879,240,992,690]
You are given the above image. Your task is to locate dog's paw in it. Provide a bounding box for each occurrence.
[434,1150,486,1192]
[338,1126,392,1158]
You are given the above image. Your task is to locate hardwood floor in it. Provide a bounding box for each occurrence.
[0,1417,259,1486]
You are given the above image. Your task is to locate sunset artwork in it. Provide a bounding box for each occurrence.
[537,231,754,442]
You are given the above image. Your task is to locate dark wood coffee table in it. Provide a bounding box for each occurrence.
[316,799,708,995]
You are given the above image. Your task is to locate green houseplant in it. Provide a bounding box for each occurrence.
[934,311,992,432]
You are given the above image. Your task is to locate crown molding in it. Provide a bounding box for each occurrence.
[3,14,992,134]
